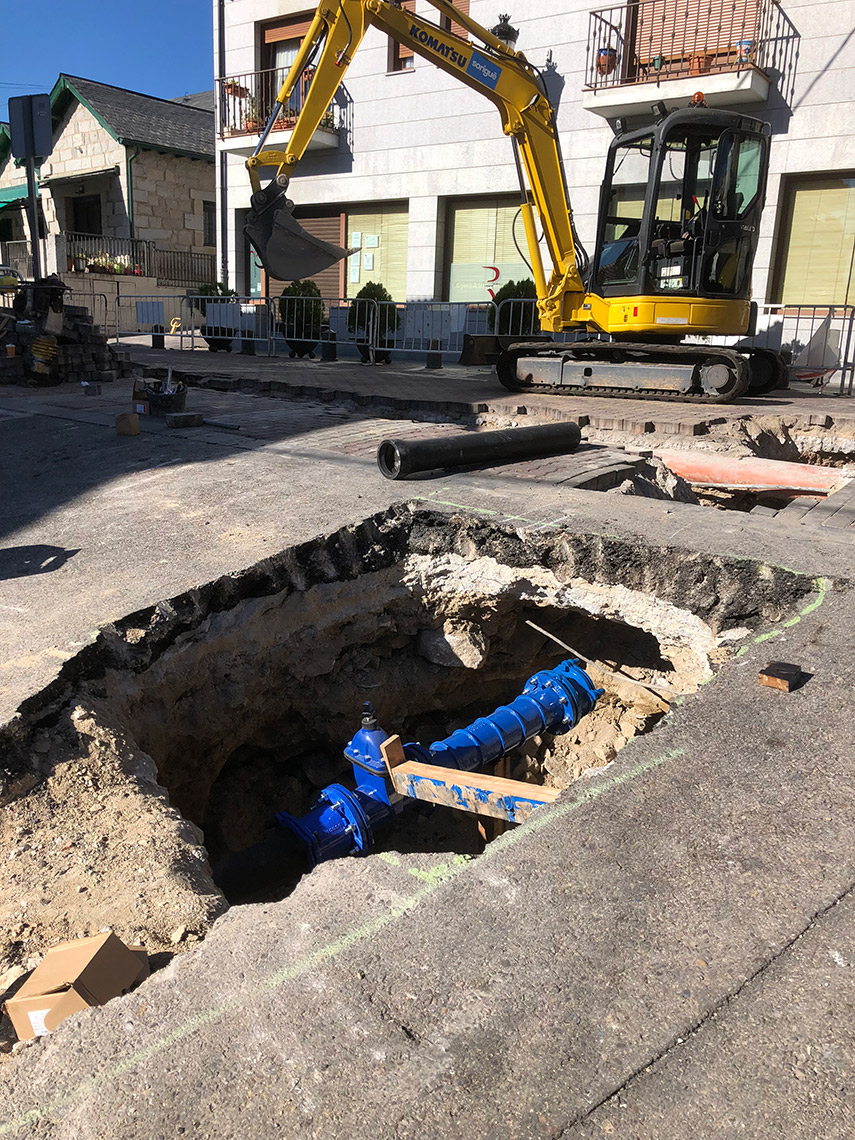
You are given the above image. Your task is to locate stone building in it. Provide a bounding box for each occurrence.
[0,75,216,288]
[214,0,855,309]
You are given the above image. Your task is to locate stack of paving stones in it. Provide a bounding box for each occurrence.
[55,303,133,385]
[0,353,25,385]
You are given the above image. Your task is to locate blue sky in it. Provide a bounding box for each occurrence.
[1,0,215,121]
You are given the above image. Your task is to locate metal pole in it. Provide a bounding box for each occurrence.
[24,157,41,281]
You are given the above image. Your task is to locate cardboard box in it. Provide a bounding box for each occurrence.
[132,380,150,416]
[115,412,140,436]
[4,932,147,1041]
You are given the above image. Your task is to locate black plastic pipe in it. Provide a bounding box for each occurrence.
[376,421,582,480]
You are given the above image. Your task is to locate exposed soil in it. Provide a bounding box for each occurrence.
[0,506,819,1051]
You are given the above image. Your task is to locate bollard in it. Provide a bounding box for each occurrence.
[321,335,337,362]
[241,337,256,355]
[426,338,443,369]
[151,324,165,350]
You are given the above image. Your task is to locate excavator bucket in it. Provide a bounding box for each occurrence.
[245,180,353,282]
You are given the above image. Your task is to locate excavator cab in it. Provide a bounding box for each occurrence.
[592,107,770,310]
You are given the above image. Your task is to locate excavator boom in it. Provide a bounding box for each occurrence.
[245,0,583,308]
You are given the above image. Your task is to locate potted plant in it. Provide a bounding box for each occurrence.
[243,96,261,132]
[488,278,539,338]
[690,52,714,75]
[278,279,324,358]
[193,282,239,351]
[597,45,618,75]
[347,280,400,364]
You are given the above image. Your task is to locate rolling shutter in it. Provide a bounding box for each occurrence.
[777,176,855,305]
[634,0,761,65]
[395,0,417,61]
[264,14,315,44]
[446,0,470,41]
[265,213,345,300]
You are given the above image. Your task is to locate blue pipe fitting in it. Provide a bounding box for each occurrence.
[343,702,392,802]
[276,658,602,867]
[276,783,394,868]
[412,659,602,772]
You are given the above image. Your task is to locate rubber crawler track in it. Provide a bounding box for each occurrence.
[497,341,754,405]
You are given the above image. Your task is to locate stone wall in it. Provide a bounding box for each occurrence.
[131,153,215,254]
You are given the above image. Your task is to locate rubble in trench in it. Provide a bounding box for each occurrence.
[0,507,817,1049]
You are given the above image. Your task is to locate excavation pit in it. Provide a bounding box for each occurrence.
[0,507,820,974]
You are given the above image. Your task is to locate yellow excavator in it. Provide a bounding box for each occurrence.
[245,0,781,403]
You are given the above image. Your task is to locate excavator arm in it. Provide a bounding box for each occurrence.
[245,0,585,317]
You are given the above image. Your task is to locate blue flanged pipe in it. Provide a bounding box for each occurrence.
[273,659,602,869]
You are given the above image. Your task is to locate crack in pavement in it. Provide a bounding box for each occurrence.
[554,833,855,1137]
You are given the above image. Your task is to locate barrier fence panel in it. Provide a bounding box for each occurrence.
[383,301,498,358]
[703,304,855,395]
[113,294,189,348]
[182,296,278,354]
[323,298,379,359]
[494,298,602,345]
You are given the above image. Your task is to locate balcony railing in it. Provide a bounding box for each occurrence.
[153,248,217,288]
[585,0,780,90]
[0,240,33,279]
[66,232,154,276]
[217,68,338,138]
[65,233,215,288]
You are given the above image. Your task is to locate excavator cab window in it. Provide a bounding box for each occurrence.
[593,113,769,303]
[700,131,766,297]
[646,132,715,294]
[595,135,652,291]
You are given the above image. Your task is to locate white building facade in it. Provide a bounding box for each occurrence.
[214,0,855,309]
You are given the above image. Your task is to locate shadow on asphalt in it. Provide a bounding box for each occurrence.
[0,392,391,542]
[0,544,81,579]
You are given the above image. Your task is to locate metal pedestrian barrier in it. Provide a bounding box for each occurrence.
[101,287,855,392]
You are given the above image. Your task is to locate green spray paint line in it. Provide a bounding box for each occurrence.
[0,746,682,1137]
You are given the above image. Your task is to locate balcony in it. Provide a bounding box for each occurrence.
[64,233,216,288]
[216,69,342,157]
[583,0,784,118]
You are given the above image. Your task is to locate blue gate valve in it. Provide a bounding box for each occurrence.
[274,659,603,869]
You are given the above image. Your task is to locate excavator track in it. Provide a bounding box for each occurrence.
[497,340,755,404]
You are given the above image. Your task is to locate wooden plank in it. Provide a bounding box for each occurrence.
[388,760,560,823]
[380,735,407,781]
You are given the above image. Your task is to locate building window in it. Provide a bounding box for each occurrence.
[261,13,316,121]
[203,200,216,248]
[388,0,416,71]
[441,0,470,38]
[346,204,409,300]
[772,174,855,305]
[446,196,530,302]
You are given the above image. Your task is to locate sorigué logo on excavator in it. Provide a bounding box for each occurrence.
[407,24,503,89]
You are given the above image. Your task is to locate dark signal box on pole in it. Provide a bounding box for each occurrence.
[9,94,53,161]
